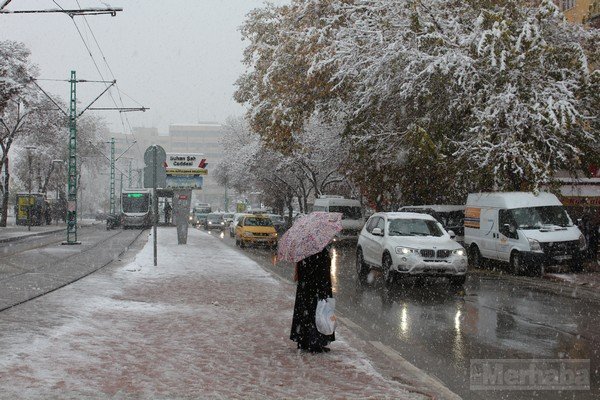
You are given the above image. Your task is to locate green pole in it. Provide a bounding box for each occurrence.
[109,137,115,214]
[65,70,79,244]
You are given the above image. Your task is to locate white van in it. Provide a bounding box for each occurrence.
[464,192,586,275]
[312,195,364,241]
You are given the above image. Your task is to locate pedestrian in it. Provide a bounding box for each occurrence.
[164,201,172,224]
[44,201,52,225]
[290,246,335,353]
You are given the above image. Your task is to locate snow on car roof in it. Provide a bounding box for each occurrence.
[377,212,437,221]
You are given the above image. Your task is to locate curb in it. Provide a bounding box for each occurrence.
[471,269,600,303]
[0,228,65,244]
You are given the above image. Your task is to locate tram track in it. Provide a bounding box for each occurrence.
[0,227,147,313]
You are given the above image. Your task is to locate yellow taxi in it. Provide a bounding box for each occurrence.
[235,214,278,248]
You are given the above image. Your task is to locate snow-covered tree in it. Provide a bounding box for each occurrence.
[239,0,599,205]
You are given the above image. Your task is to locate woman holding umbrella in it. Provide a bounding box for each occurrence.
[278,212,342,353]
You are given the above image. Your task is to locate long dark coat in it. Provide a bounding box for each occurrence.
[290,247,335,350]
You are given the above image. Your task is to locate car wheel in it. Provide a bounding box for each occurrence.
[510,251,522,275]
[356,248,369,284]
[235,238,240,247]
[449,275,466,286]
[382,252,395,286]
[469,245,483,268]
[240,239,246,249]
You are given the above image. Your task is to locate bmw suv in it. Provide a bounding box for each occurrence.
[356,212,468,286]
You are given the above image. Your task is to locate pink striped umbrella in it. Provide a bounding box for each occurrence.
[277,212,343,263]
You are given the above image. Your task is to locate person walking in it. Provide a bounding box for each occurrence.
[290,246,335,353]
[164,201,172,224]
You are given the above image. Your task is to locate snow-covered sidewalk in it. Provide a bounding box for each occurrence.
[0,227,426,399]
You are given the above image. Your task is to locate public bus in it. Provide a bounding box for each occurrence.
[189,202,212,226]
[121,188,152,229]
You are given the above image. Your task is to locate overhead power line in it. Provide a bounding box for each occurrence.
[0,7,122,16]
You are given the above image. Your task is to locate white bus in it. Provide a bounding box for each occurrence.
[312,195,364,241]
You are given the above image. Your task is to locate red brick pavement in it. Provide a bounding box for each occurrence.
[0,228,427,399]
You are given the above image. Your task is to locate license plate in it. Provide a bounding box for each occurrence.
[554,255,572,261]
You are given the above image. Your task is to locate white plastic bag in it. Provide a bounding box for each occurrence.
[315,298,337,335]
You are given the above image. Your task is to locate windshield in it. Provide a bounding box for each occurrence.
[329,206,362,220]
[122,194,150,213]
[207,214,223,222]
[509,206,572,229]
[194,206,211,214]
[388,218,444,237]
[244,217,273,227]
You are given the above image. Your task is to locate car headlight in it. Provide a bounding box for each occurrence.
[453,248,465,257]
[243,232,253,237]
[579,234,586,250]
[527,237,543,253]
[189,216,192,220]
[270,232,278,237]
[395,247,416,254]
[220,222,225,225]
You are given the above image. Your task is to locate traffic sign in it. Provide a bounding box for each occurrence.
[144,145,166,165]
[143,145,167,188]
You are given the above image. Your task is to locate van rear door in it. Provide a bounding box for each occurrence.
[479,207,499,260]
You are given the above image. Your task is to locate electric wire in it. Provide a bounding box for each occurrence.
[53,0,144,163]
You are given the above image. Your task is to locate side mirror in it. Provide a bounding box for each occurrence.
[448,230,456,239]
[372,227,383,236]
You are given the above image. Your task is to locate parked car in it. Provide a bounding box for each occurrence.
[398,205,465,247]
[356,212,468,286]
[235,214,278,249]
[204,213,227,231]
[229,213,251,237]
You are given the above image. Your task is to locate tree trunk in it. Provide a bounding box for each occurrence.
[41,163,55,194]
[0,157,9,227]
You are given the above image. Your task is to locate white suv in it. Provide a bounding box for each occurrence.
[356,212,468,286]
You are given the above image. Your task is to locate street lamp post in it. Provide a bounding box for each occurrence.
[25,146,37,231]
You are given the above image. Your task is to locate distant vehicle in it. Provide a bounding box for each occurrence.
[229,212,251,237]
[464,192,585,275]
[235,214,278,249]
[222,213,235,226]
[204,213,227,231]
[398,205,465,246]
[121,189,152,229]
[312,195,364,241]
[356,212,468,286]
[266,213,287,234]
[190,203,212,227]
[15,192,49,226]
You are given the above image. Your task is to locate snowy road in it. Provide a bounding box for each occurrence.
[211,229,600,400]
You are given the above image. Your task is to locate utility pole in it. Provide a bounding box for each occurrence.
[31,72,144,244]
[65,71,79,244]
[108,138,116,215]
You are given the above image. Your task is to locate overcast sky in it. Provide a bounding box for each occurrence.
[0,0,288,134]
